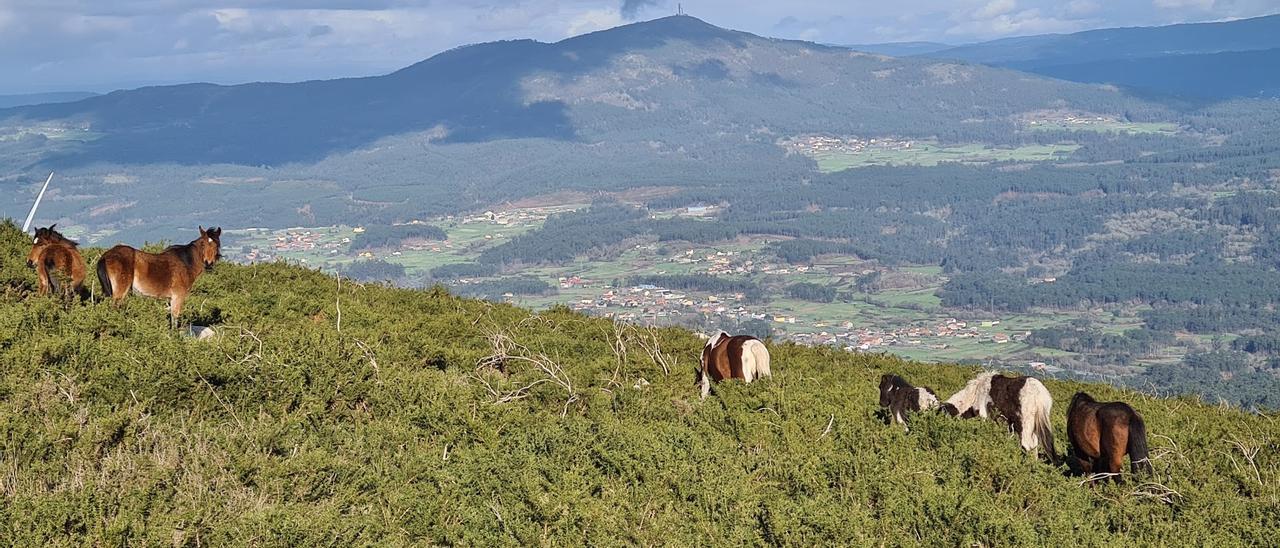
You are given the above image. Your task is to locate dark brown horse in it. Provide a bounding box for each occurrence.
[1066,392,1153,481]
[98,226,222,328]
[697,331,772,399]
[878,374,939,431]
[27,224,88,300]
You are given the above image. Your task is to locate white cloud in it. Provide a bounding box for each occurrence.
[1152,0,1216,9]
[565,8,623,37]
[975,0,1017,19]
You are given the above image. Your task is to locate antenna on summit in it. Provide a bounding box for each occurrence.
[677,3,684,16]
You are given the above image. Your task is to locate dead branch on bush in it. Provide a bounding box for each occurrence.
[353,339,383,385]
[1079,472,1122,486]
[474,326,578,416]
[626,324,677,377]
[1131,482,1183,505]
[1228,435,1263,485]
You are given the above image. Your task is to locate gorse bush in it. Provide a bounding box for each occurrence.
[0,220,1277,545]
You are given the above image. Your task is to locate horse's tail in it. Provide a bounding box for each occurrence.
[1128,413,1154,475]
[1033,393,1059,465]
[748,339,771,379]
[97,258,113,298]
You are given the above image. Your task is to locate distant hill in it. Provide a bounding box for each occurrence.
[841,41,953,57]
[0,15,1167,166]
[1030,48,1280,99]
[0,91,97,109]
[922,14,1280,98]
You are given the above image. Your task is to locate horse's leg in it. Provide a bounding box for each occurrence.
[1104,425,1128,481]
[36,259,51,294]
[169,292,186,329]
[109,269,131,307]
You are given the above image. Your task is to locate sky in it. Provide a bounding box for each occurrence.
[0,0,1276,94]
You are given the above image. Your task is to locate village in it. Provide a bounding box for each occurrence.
[228,207,1038,364]
[779,134,916,156]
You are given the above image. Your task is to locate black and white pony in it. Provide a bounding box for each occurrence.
[878,374,939,431]
[942,371,1059,464]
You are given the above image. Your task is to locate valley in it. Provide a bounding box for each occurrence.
[220,201,1186,383]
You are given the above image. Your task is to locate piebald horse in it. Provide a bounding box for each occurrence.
[27,224,88,300]
[942,371,1059,464]
[98,226,222,328]
[878,374,939,431]
[697,331,772,399]
[1066,392,1153,481]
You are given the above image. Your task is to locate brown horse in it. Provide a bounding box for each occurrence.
[1066,392,1153,481]
[878,374,939,431]
[97,226,222,328]
[27,224,89,300]
[697,331,772,399]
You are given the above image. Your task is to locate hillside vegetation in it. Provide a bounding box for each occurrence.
[1,220,1277,545]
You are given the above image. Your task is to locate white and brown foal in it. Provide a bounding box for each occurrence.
[697,331,772,399]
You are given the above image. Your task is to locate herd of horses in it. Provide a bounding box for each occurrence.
[26,224,222,328]
[26,225,1150,482]
[703,333,1153,481]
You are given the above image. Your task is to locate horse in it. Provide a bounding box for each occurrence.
[942,371,1059,464]
[696,331,772,399]
[878,374,940,431]
[27,224,89,300]
[1065,392,1153,481]
[97,226,222,328]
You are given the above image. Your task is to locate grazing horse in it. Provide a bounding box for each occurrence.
[697,331,772,399]
[27,224,88,300]
[1066,392,1153,481]
[98,226,222,328]
[878,374,940,431]
[942,371,1059,464]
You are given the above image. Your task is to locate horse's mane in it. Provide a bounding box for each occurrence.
[945,371,998,412]
[164,241,199,268]
[1070,392,1096,408]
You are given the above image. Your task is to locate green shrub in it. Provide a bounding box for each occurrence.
[0,219,1276,545]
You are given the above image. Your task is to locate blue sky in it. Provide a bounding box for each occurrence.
[1,0,1275,94]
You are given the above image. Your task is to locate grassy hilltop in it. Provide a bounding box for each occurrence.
[1,220,1277,545]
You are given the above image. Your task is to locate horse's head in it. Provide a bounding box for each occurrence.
[196,226,223,269]
[878,374,897,407]
[28,225,58,267]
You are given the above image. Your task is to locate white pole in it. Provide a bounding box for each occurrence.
[22,172,54,232]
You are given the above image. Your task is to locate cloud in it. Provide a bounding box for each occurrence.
[568,8,624,36]
[975,0,1017,19]
[620,0,659,20]
[308,24,333,37]
[1152,0,1215,9]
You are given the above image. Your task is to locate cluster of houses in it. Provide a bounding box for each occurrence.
[669,250,812,277]
[790,318,1028,352]
[780,134,915,156]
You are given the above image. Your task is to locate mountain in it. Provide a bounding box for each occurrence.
[1,220,1275,544]
[842,41,953,57]
[0,91,98,109]
[924,14,1280,98]
[0,15,1166,167]
[1029,48,1280,99]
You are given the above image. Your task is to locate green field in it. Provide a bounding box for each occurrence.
[813,142,1081,172]
[1026,120,1179,135]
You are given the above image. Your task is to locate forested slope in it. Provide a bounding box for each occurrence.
[1,221,1276,545]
